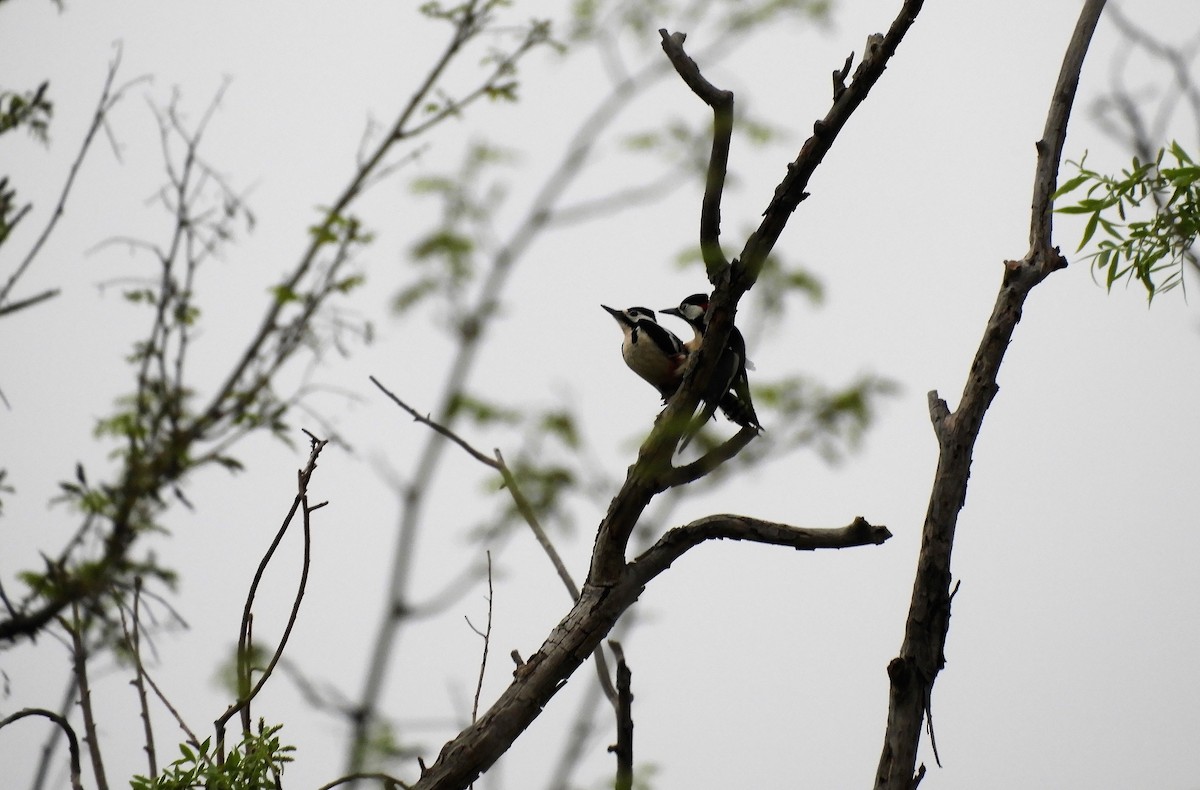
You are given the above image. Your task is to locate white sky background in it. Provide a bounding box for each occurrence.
[2,1,1199,789]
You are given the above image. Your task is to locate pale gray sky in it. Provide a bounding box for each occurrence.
[2,2,1199,789]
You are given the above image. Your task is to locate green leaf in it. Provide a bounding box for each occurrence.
[1052,173,1091,200]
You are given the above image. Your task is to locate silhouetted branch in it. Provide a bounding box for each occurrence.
[738,0,926,292]
[629,515,890,586]
[216,435,327,759]
[874,2,1104,787]
[658,29,733,277]
[660,426,758,488]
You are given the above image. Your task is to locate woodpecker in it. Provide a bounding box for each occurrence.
[660,293,762,438]
[602,304,688,401]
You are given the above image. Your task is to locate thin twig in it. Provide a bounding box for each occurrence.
[467,552,494,726]
[606,641,634,790]
[0,709,84,790]
[29,675,79,790]
[0,46,148,314]
[316,773,411,790]
[121,578,157,779]
[215,436,327,759]
[67,601,109,790]
[372,376,620,704]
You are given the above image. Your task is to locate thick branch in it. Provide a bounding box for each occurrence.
[628,515,890,586]
[874,3,1104,788]
[410,513,887,789]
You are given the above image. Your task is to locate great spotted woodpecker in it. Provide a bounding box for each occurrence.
[660,293,762,436]
[602,304,688,401]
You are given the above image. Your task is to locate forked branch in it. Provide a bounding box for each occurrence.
[874,2,1105,788]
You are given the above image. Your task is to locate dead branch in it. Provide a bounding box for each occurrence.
[873,2,1105,788]
[215,434,326,759]
[606,641,634,790]
[658,29,733,277]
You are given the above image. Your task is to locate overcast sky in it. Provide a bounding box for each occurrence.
[3,1,1199,789]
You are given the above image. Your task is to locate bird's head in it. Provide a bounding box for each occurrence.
[602,304,658,332]
[660,293,709,328]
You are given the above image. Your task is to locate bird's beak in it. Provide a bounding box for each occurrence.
[601,304,628,325]
[659,306,682,318]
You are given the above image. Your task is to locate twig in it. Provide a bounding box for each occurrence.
[660,425,758,488]
[736,0,926,291]
[215,435,327,759]
[658,29,733,278]
[606,641,634,790]
[468,552,494,725]
[67,600,109,790]
[121,578,157,779]
[0,709,84,790]
[0,46,148,314]
[29,675,78,790]
[0,287,60,318]
[370,376,494,466]
[371,376,619,705]
[317,773,411,790]
[115,610,205,758]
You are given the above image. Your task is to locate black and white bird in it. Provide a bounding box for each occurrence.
[601,304,688,401]
[660,293,762,437]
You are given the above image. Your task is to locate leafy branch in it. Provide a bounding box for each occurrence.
[1056,141,1200,298]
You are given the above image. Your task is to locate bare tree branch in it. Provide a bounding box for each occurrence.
[659,425,758,488]
[874,3,1105,788]
[0,709,85,790]
[606,641,633,790]
[629,515,890,586]
[215,435,326,759]
[371,376,620,706]
[0,46,147,317]
[658,29,732,277]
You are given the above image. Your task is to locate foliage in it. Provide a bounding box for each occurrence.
[130,722,295,790]
[0,82,53,250]
[1056,141,1200,299]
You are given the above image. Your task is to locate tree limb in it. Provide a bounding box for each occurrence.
[628,515,891,587]
[658,29,733,278]
[873,3,1105,788]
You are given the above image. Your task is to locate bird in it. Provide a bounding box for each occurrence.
[601,304,688,401]
[660,293,762,440]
